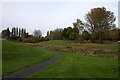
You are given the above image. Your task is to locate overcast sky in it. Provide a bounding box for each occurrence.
[0,0,119,36]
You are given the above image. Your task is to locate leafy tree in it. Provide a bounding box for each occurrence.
[62,26,79,41]
[1,28,10,39]
[66,27,73,40]
[62,27,72,40]
[76,19,85,34]
[82,30,90,40]
[109,28,119,41]
[85,7,116,42]
[70,23,79,40]
[62,28,67,40]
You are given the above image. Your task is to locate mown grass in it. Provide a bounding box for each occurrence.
[2,40,54,76]
[39,40,118,50]
[31,51,118,78]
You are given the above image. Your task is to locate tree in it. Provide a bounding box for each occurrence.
[66,27,73,40]
[19,28,21,37]
[47,31,49,36]
[10,27,20,39]
[33,30,42,38]
[69,23,79,40]
[15,27,18,36]
[1,28,10,39]
[76,19,85,34]
[82,30,90,40]
[109,28,119,41]
[24,33,29,38]
[13,28,16,38]
[85,7,116,42]
[62,27,72,40]
[21,28,24,38]
[48,28,63,40]
[62,28,67,40]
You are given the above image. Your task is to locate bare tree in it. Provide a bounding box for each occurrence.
[33,30,42,38]
[48,28,63,40]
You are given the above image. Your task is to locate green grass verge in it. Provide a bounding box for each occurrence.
[2,40,54,76]
[31,51,118,78]
[39,40,118,50]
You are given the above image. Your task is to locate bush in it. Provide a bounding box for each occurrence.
[22,38,35,43]
[76,36,84,43]
[34,37,40,42]
[92,40,103,44]
[43,37,49,41]
[17,38,22,41]
[10,36,19,40]
[80,40,92,43]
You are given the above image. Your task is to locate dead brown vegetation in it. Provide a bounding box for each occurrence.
[25,43,118,59]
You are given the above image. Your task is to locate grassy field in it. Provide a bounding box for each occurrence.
[39,40,118,50]
[31,51,118,78]
[2,40,118,78]
[2,40,54,76]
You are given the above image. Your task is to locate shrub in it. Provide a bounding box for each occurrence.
[10,36,19,40]
[43,37,49,41]
[92,40,103,44]
[17,38,22,41]
[22,38,35,43]
[80,40,92,43]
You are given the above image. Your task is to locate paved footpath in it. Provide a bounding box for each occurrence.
[4,51,61,78]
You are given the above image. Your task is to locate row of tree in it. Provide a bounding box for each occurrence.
[46,7,120,43]
[1,27,42,43]
[1,27,26,39]
[46,25,119,43]
[1,7,120,43]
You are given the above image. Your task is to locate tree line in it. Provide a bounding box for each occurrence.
[1,7,120,43]
[46,7,120,43]
[1,27,42,43]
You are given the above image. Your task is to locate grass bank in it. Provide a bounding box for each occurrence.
[2,40,54,76]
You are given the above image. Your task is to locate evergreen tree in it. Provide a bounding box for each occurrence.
[47,31,49,36]
[19,28,21,37]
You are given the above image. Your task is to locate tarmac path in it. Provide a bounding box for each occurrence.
[4,51,61,78]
